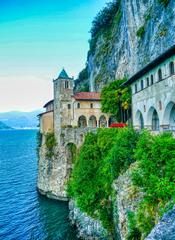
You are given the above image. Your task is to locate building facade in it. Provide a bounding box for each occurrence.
[40,69,110,138]
[124,46,175,131]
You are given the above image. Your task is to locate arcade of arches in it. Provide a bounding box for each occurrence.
[134,102,175,131]
[78,115,110,128]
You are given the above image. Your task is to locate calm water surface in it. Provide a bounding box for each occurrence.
[0,130,78,240]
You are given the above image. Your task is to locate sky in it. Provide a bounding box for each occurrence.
[0,0,108,112]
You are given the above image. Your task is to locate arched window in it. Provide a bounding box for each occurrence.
[158,69,162,81]
[65,81,69,89]
[152,109,159,131]
[77,103,80,108]
[135,110,144,129]
[151,75,154,85]
[88,116,97,128]
[90,103,93,108]
[78,116,87,128]
[68,104,71,109]
[99,115,107,128]
[169,61,175,75]
[135,83,137,93]
[141,80,144,90]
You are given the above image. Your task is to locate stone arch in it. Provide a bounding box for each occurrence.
[147,107,159,131]
[99,115,107,128]
[163,101,175,130]
[135,110,144,129]
[88,115,97,128]
[78,115,87,128]
[65,142,77,179]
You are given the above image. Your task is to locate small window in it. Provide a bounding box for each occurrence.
[169,61,175,75]
[146,77,149,87]
[158,69,162,81]
[90,103,93,108]
[135,84,137,93]
[65,81,69,89]
[141,80,144,90]
[77,103,80,108]
[151,75,154,85]
[68,104,71,109]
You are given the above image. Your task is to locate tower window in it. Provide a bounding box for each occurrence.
[90,103,93,108]
[77,103,80,108]
[68,104,71,109]
[65,81,69,89]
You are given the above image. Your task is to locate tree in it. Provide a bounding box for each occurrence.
[101,79,131,122]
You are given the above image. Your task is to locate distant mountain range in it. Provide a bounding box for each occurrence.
[0,110,42,129]
[0,121,13,130]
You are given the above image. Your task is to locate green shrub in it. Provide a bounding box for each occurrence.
[158,0,170,6]
[110,128,139,179]
[45,132,57,159]
[132,131,175,237]
[126,211,141,240]
[36,131,42,157]
[136,26,145,38]
[68,128,138,233]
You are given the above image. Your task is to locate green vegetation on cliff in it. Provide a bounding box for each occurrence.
[68,128,175,238]
[132,131,175,238]
[45,132,57,159]
[68,128,138,232]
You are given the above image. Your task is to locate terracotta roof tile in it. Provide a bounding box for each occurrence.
[74,92,101,100]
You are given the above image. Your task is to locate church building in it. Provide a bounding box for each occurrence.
[39,69,110,135]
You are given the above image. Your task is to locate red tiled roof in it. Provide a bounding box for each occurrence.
[74,92,101,100]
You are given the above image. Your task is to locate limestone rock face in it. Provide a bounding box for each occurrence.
[113,164,143,240]
[37,128,96,201]
[146,206,175,240]
[87,0,175,91]
[69,200,110,240]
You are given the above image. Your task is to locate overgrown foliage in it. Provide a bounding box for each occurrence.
[158,0,170,6]
[101,79,131,122]
[136,26,145,38]
[68,128,138,233]
[132,131,175,238]
[36,131,42,157]
[90,0,119,38]
[74,66,89,92]
[45,132,57,159]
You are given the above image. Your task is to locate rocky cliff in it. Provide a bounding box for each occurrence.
[86,0,175,91]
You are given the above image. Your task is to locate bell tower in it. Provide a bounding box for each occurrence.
[53,68,74,142]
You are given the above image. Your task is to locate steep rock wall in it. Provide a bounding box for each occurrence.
[87,0,175,91]
[113,163,143,240]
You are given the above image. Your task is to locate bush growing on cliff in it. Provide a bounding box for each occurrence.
[45,132,57,159]
[90,0,119,38]
[110,128,139,179]
[132,131,175,238]
[158,0,170,6]
[68,127,138,232]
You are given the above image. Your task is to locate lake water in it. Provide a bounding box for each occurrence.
[0,130,78,240]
